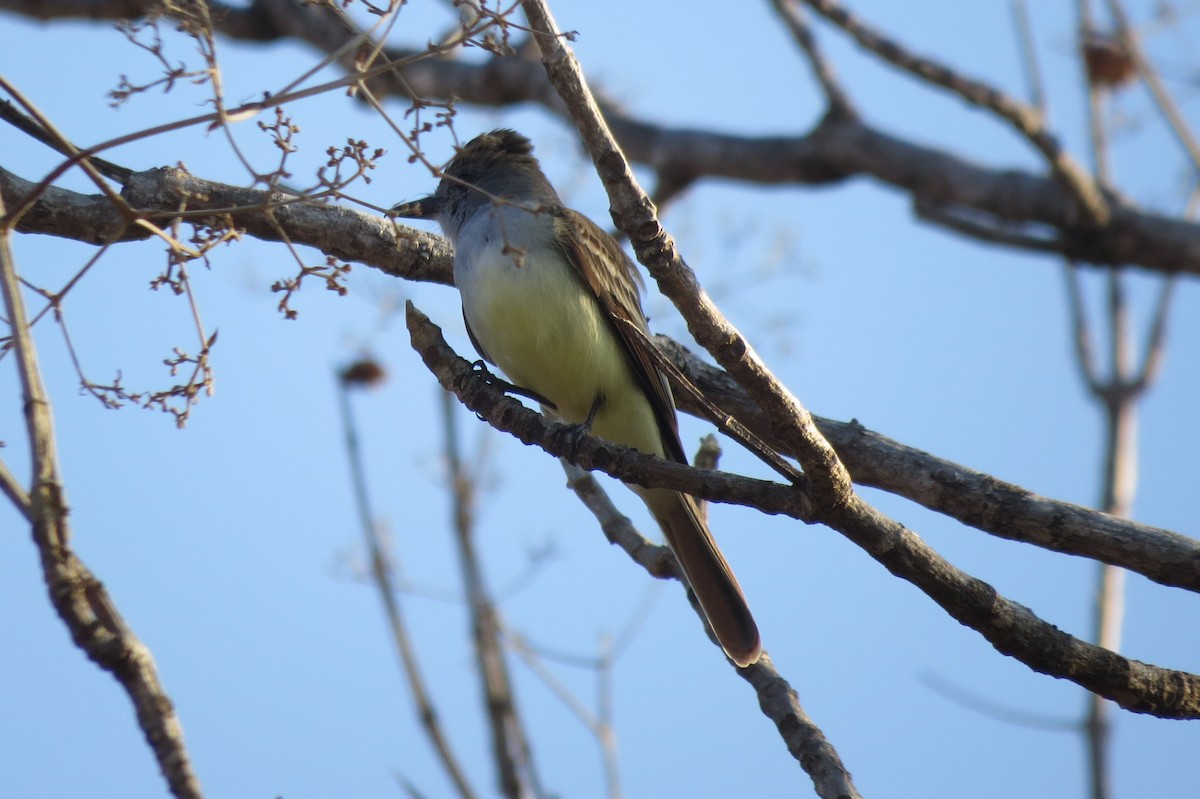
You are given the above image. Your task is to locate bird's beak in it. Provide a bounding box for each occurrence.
[391,195,444,220]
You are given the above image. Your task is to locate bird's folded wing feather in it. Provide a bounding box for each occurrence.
[553,209,690,465]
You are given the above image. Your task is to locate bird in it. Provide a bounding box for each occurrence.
[393,129,761,666]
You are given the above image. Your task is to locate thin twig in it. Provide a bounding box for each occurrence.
[770,0,857,119]
[921,672,1077,731]
[800,0,1110,225]
[1079,0,1113,182]
[0,456,31,518]
[1011,0,1046,112]
[1063,263,1103,392]
[0,99,132,182]
[336,369,480,799]
[441,391,543,799]
[915,198,1067,255]
[1132,274,1177,392]
[1106,0,1200,175]
[504,627,624,799]
[0,32,489,227]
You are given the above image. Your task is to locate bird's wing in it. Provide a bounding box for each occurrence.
[553,208,689,465]
[461,307,495,366]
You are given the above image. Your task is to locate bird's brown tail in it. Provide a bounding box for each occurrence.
[638,486,761,667]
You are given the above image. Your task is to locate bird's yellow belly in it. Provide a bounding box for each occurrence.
[458,246,664,458]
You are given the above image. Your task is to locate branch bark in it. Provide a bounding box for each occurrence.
[6,162,1195,592]
[406,302,1200,720]
[0,178,203,799]
[5,1,1200,276]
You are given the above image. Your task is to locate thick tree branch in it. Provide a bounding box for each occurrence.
[4,1,1200,277]
[0,165,455,283]
[6,163,1195,592]
[406,302,1200,720]
[410,303,861,799]
[658,337,1200,595]
[519,0,853,512]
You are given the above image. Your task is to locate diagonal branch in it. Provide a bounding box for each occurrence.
[1104,0,1200,175]
[9,5,1200,276]
[798,0,1109,225]
[769,0,857,120]
[5,161,1195,592]
[0,178,203,799]
[406,302,1200,720]
[441,391,544,799]
[658,337,1200,595]
[561,460,861,799]
[337,370,480,799]
[518,0,852,511]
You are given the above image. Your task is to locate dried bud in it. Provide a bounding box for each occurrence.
[1083,33,1137,90]
[340,359,387,388]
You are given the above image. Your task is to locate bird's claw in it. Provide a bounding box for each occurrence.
[470,359,556,409]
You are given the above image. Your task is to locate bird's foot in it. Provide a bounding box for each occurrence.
[563,394,604,463]
[470,360,556,409]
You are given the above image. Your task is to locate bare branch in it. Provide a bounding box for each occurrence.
[1105,0,1200,175]
[502,628,625,799]
[441,390,544,799]
[1133,274,1178,392]
[916,198,1069,255]
[0,456,31,518]
[337,367,481,799]
[518,0,853,511]
[405,302,1200,720]
[1063,263,1104,392]
[6,158,1194,593]
[1011,0,1046,112]
[0,179,203,799]
[0,165,455,283]
[0,98,132,183]
[740,654,863,799]
[798,0,1110,225]
[562,441,860,799]
[10,3,1200,278]
[659,337,1200,595]
[769,0,857,120]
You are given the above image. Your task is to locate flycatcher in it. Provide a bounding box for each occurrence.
[394,129,761,666]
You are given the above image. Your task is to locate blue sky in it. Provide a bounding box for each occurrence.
[2,2,1198,798]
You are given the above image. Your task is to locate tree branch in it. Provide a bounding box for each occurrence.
[7,161,1194,592]
[769,0,857,121]
[406,301,1200,719]
[337,370,481,799]
[0,179,203,799]
[797,0,1109,225]
[441,391,543,799]
[659,336,1200,594]
[6,2,1200,276]
[519,0,852,511]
